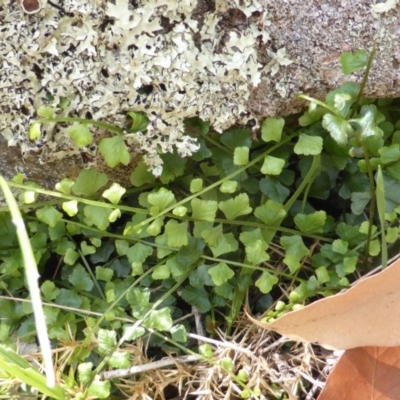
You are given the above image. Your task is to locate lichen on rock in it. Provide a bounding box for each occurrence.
[1,0,290,176]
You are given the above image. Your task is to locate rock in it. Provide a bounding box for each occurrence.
[249,0,400,117]
[0,0,398,189]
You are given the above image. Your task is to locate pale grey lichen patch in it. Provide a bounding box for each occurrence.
[1,0,286,175]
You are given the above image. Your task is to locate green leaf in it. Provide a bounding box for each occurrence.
[95,267,114,282]
[108,352,130,368]
[339,172,370,200]
[171,324,187,342]
[199,224,222,247]
[98,329,117,354]
[315,266,330,284]
[254,200,286,225]
[126,111,148,132]
[209,232,238,257]
[387,161,400,181]
[36,206,63,228]
[69,264,94,292]
[208,263,235,286]
[78,362,93,384]
[41,281,60,302]
[336,256,358,277]
[37,105,55,118]
[29,123,41,140]
[91,242,114,263]
[165,220,188,247]
[59,97,69,109]
[160,151,187,184]
[220,180,238,193]
[87,379,111,399]
[190,178,203,193]
[245,239,270,264]
[155,234,174,259]
[233,147,249,166]
[379,144,400,164]
[192,137,212,161]
[200,162,219,177]
[340,50,367,74]
[260,177,290,203]
[239,228,265,246]
[386,226,399,243]
[146,217,164,236]
[109,208,121,223]
[289,282,311,303]
[64,248,79,265]
[382,171,400,211]
[62,200,78,217]
[130,161,156,186]
[176,236,205,268]
[186,117,210,135]
[191,199,218,222]
[190,264,214,286]
[237,368,249,383]
[131,262,144,276]
[122,325,145,341]
[255,271,278,294]
[218,193,252,220]
[81,241,96,255]
[56,238,75,256]
[144,307,173,331]
[12,173,24,184]
[99,134,130,168]
[148,187,176,211]
[72,168,108,197]
[152,264,170,280]
[68,124,93,147]
[126,243,153,264]
[84,205,112,230]
[56,289,82,308]
[261,117,284,142]
[368,240,380,256]
[261,156,285,175]
[359,221,377,236]
[326,82,359,118]
[294,134,323,155]
[219,357,233,373]
[322,114,353,146]
[0,214,17,249]
[172,206,187,217]
[299,103,326,126]
[332,239,348,255]
[181,286,211,312]
[220,129,252,150]
[199,343,213,358]
[280,235,310,273]
[294,211,326,234]
[115,240,129,255]
[349,105,384,141]
[102,183,126,205]
[127,288,150,315]
[351,192,371,215]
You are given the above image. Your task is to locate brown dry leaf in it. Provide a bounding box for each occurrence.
[318,346,400,400]
[248,257,400,350]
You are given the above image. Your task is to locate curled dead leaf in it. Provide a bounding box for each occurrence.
[318,346,400,400]
[248,257,400,350]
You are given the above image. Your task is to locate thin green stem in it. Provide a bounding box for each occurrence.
[37,117,123,134]
[349,44,376,119]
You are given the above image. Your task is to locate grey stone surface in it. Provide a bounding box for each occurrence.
[249,0,400,118]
